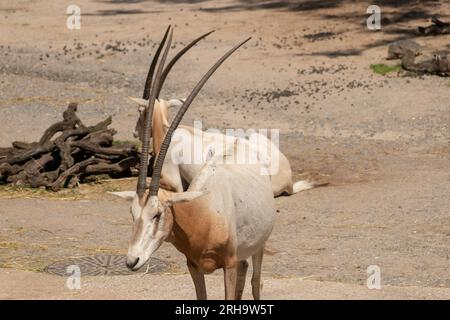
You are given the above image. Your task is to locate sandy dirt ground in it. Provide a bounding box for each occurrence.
[0,0,449,299]
[1,268,450,300]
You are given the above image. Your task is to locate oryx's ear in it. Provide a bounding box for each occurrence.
[128,96,148,107]
[167,98,185,108]
[167,191,207,206]
[109,191,136,201]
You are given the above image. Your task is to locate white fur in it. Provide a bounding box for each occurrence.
[292,180,314,193]
[109,191,136,201]
[129,97,318,196]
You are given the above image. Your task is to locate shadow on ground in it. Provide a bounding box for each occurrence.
[149,0,446,57]
[83,9,162,15]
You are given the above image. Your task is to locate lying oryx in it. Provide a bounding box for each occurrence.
[129,29,321,197]
[114,28,275,300]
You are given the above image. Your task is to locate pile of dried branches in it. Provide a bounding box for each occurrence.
[0,103,139,191]
[418,17,450,36]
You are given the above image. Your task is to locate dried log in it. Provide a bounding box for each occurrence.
[39,102,83,144]
[85,157,138,175]
[26,172,49,188]
[42,169,60,183]
[54,116,112,143]
[0,103,139,190]
[0,163,21,179]
[70,141,136,156]
[55,139,74,171]
[0,148,14,162]
[81,129,116,146]
[5,153,54,187]
[51,157,98,191]
[3,116,112,165]
[2,142,55,166]
[0,147,12,156]
[418,17,450,36]
[11,141,38,150]
[23,153,54,174]
[7,170,49,188]
[67,175,80,189]
[92,153,122,161]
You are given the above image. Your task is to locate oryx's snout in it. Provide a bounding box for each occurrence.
[126,255,140,270]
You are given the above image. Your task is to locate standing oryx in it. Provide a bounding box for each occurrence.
[128,28,323,197]
[113,26,275,300]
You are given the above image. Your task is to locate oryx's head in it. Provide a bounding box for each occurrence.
[130,97,184,142]
[132,29,215,143]
[114,25,250,271]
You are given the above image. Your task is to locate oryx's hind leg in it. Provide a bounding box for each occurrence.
[251,248,264,300]
[235,260,249,300]
[187,259,207,300]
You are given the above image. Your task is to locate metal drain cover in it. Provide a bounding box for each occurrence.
[44,255,169,276]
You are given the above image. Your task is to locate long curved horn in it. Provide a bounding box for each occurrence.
[137,30,214,144]
[137,27,173,196]
[149,37,251,196]
[142,25,171,100]
[156,30,215,98]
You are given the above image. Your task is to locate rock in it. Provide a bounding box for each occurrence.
[387,40,422,60]
[402,49,450,76]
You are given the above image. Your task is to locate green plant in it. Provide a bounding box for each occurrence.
[370,63,402,75]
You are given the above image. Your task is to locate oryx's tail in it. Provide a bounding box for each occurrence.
[292,180,315,193]
[292,175,330,194]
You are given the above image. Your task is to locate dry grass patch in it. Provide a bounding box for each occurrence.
[0,177,136,200]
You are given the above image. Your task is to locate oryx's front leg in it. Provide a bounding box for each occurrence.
[235,260,249,300]
[223,266,237,300]
[251,248,264,300]
[187,259,207,300]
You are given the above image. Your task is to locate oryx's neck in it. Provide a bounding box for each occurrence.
[152,102,170,155]
[165,193,231,271]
